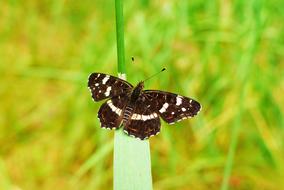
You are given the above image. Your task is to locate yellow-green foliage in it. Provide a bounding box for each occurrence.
[0,0,283,189]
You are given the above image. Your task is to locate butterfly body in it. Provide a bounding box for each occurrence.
[88,73,201,140]
[130,81,144,102]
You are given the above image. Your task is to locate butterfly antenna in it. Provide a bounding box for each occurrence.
[143,68,166,82]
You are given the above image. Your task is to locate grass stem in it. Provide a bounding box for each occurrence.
[113,0,153,189]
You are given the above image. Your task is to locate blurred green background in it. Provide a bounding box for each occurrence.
[1,0,284,189]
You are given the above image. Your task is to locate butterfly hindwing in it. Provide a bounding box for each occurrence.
[144,90,201,124]
[88,73,133,101]
[98,95,128,130]
[123,95,161,140]
[124,119,160,140]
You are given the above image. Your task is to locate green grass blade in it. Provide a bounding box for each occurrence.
[114,130,153,190]
[113,0,153,189]
[221,1,264,188]
[115,0,126,75]
[220,108,242,190]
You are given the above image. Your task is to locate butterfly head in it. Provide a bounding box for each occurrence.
[133,81,144,93]
[137,81,144,89]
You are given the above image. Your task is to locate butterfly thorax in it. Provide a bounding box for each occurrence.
[130,81,144,103]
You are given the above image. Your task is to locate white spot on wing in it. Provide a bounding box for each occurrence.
[131,114,137,119]
[131,113,158,120]
[142,115,147,121]
[182,107,186,112]
[102,75,110,84]
[107,100,122,116]
[176,96,182,106]
[95,83,99,86]
[159,103,169,113]
[116,109,122,115]
[105,86,111,96]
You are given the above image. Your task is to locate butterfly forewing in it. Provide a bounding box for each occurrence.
[144,90,201,124]
[88,73,133,101]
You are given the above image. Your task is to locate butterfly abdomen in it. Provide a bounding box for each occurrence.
[123,106,133,124]
[123,83,145,124]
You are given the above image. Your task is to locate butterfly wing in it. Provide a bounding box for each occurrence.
[88,73,133,101]
[98,94,128,129]
[143,90,201,124]
[123,95,161,140]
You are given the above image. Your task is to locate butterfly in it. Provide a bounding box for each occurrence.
[88,73,201,140]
